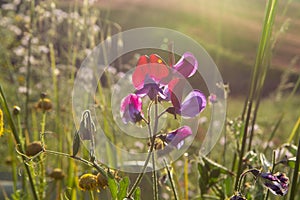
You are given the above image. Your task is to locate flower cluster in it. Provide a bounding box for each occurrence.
[259,172,289,196]
[120,52,206,150]
[78,173,108,192]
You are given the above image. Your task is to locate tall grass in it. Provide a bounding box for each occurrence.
[0,0,299,199]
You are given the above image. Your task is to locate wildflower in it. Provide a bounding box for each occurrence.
[165,126,193,149]
[48,168,65,180]
[259,172,289,196]
[120,94,143,124]
[132,54,169,90]
[172,52,198,78]
[25,141,43,157]
[37,98,52,111]
[78,174,98,191]
[78,173,108,192]
[0,109,3,136]
[13,106,21,115]
[208,93,217,104]
[167,79,206,118]
[135,75,165,100]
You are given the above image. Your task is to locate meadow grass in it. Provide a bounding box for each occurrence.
[0,0,299,200]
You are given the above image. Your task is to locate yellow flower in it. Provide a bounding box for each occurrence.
[37,98,52,112]
[78,174,99,191]
[0,109,3,136]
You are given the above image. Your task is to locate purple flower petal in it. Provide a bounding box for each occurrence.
[173,52,198,78]
[135,75,164,100]
[165,126,192,149]
[120,94,143,124]
[180,90,207,117]
[260,172,289,196]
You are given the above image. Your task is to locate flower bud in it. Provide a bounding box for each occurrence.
[37,98,52,111]
[78,174,98,191]
[13,106,21,115]
[48,168,65,180]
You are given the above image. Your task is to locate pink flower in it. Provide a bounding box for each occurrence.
[120,94,143,124]
[165,126,193,149]
[132,54,169,90]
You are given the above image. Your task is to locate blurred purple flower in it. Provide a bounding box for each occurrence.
[165,126,192,149]
[209,93,217,104]
[260,172,289,196]
[172,52,198,78]
[120,94,143,124]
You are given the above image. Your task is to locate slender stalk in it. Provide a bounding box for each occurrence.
[152,98,159,200]
[126,127,156,198]
[289,137,300,200]
[164,160,179,200]
[184,153,189,200]
[38,111,47,199]
[24,0,35,136]
[235,101,252,190]
[43,149,107,178]
[0,86,39,200]
[235,0,278,189]
[237,169,259,192]
[152,150,158,200]
[127,99,159,198]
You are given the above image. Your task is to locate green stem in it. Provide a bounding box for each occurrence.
[127,99,158,198]
[235,101,252,190]
[164,159,178,200]
[38,111,47,199]
[43,149,107,178]
[24,0,35,136]
[152,98,159,200]
[126,131,156,198]
[289,137,300,200]
[184,154,189,200]
[0,86,39,200]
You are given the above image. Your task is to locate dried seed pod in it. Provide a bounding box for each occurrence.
[78,174,98,191]
[26,141,43,156]
[37,98,52,111]
[48,168,65,180]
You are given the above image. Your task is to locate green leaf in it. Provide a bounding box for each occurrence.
[133,187,141,200]
[72,130,80,157]
[260,153,272,171]
[108,176,118,200]
[287,157,297,169]
[118,177,130,200]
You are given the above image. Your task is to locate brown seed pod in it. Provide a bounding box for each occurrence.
[13,106,21,115]
[48,168,65,180]
[78,174,98,191]
[96,173,108,189]
[25,141,43,156]
[37,98,52,111]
